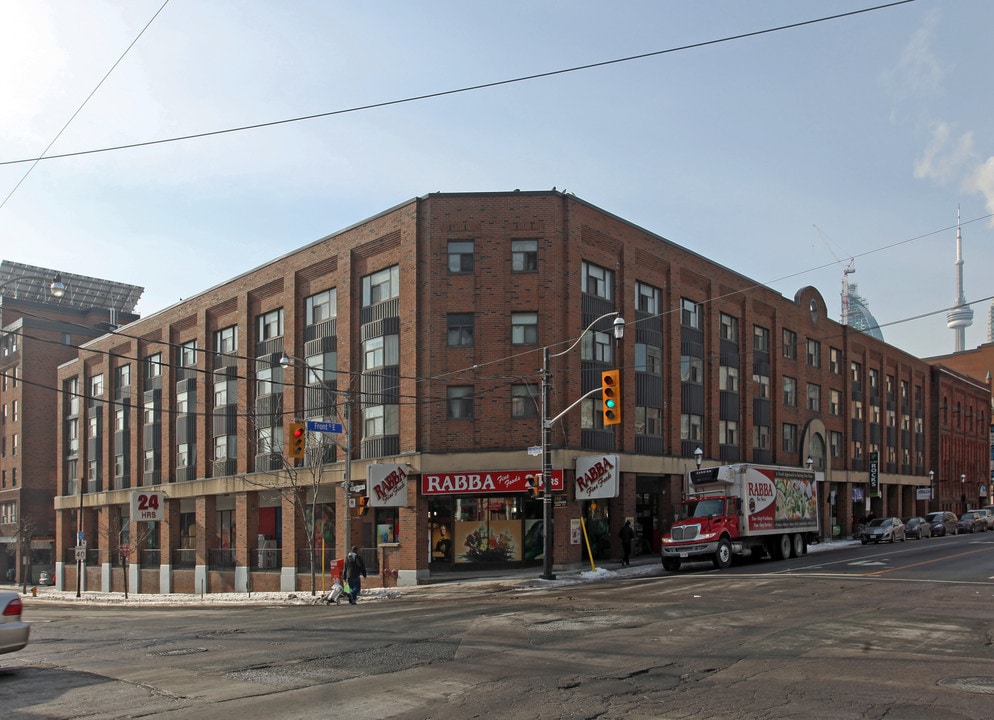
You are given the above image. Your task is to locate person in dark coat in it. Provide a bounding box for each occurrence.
[619,520,635,566]
[344,545,367,605]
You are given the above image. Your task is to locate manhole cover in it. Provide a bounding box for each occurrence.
[150,647,208,657]
[937,676,994,695]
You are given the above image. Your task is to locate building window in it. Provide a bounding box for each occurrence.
[581,261,613,301]
[90,373,104,398]
[363,404,398,437]
[830,389,841,416]
[681,355,704,384]
[782,329,797,360]
[511,384,538,418]
[257,309,284,341]
[851,361,862,385]
[852,400,863,421]
[447,386,474,419]
[146,353,163,379]
[144,449,156,473]
[720,366,739,393]
[215,325,238,355]
[179,340,198,368]
[447,314,475,347]
[581,330,614,364]
[868,368,879,390]
[753,425,770,450]
[115,364,131,391]
[306,289,336,325]
[511,313,538,345]
[635,406,661,436]
[362,265,400,307]
[363,335,399,370]
[830,347,842,374]
[511,239,538,272]
[753,325,769,353]
[87,417,98,439]
[115,408,126,432]
[177,443,193,468]
[807,383,821,411]
[681,413,703,442]
[636,282,660,314]
[720,420,738,446]
[214,435,236,461]
[754,373,770,399]
[782,423,798,453]
[720,313,738,342]
[783,376,797,407]
[176,390,190,414]
[830,431,843,458]
[256,364,283,397]
[681,298,702,329]
[807,339,821,367]
[635,344,662,374]
[448,241,474,273]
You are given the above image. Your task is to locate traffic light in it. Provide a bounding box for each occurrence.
[601,369,621,425]
[356,496,369,517]
[288,422,306,459]
[525,474,543,498]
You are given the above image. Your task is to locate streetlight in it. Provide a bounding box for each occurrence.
[279,352,353,565]
[928,470,934,510]
[806,456,814,471]
[961,474,966,514]
[694,447,703,469]
[0,272,67,298]
[539,311,625,580]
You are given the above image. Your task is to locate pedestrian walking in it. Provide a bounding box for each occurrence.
[619,520,635,566]
[344,545,367,605]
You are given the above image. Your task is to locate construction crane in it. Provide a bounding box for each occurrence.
[813,225,855,326]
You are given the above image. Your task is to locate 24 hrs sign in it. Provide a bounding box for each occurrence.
[130,491,165,521]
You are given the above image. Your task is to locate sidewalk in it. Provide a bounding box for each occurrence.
[18,539,861,607]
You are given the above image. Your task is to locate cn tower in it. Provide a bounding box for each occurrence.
[945,205,973,353]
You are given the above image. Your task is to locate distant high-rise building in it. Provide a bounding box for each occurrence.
[945,206,973,353]
[845,282,884,342]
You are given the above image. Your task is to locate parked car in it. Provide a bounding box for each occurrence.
[0,591,30,656]
[925,511,958,537]
[957,511,987,534]
[903,517,931,540]
[968,508,994,531]
[861,517,906,544]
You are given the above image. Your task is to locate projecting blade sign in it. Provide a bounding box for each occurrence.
[367,464,408,507]
[574,454,620,500]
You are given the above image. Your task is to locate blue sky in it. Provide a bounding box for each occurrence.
[1,0,992,359]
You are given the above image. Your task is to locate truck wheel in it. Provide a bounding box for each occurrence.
[791,533,805,558]
[712,538,732,569]
[773,534,792,560]
[662,558,680,572]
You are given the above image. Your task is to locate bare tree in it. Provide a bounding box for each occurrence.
[114,519,156,599]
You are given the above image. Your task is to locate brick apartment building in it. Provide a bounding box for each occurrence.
[49,191,989,595]
[0,261,141,584]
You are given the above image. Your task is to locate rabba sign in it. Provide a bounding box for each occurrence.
[574,454,619,500]
[368,464,408,507]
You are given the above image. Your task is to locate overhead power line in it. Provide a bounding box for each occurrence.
[0,1,916,168]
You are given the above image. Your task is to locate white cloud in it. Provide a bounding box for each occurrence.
[966,156,994,221]
[914,120,975,184]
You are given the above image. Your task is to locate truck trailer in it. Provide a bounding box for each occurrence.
[661,463,819,571]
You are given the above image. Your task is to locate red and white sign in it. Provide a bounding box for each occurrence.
[421,469,565,496]
[130,491,165,521]
[367,464,409,507]
[574,455,619,500]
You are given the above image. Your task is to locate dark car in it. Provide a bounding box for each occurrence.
[925,511,958,537]
[903,517,931,540]
[861,517,906,544]
[956,512,987,534]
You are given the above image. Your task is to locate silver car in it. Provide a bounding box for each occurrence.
[0,591,30,655]
[861,517,906,544]
[968,508,994,531]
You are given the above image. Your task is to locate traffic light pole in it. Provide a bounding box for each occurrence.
[538,312,624,581]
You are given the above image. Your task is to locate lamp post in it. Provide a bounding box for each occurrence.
[279,353,352,563]
[539,311,624,580]
[928,470,934,511]
[961,474,966,514]
[0,272,67,299]
[694,447,703,470]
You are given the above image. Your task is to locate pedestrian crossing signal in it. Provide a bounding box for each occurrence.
[525,474,543,498]
[356,496,369,517]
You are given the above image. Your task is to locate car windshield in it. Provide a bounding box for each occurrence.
[961,513,975,520]
[926,514,943,522]
[867,519,887,528]
[905,518,919,526]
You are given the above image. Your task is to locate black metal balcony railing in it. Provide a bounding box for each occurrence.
[140,549,161,569]
[173,548,196,569]
[209,549,236,570]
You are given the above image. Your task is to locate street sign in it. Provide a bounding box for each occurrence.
[77,531,85,545]
[307,420,343,434]
[349,484,366,493]
[74,547,86,562]
[527,446,542,456]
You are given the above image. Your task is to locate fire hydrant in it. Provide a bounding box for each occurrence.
[31,586,37,597]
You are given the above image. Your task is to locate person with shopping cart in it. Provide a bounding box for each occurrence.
[344,546,367,605]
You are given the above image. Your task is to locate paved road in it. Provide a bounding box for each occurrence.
[2,535,993,719]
